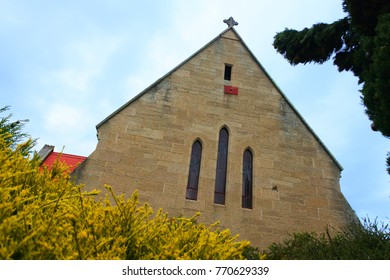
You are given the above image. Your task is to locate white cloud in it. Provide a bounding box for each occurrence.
[44,103,87,131]
[38,102,97,155]
[48,33,126,93]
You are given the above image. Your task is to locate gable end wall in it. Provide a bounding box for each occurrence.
[74,29,356,248]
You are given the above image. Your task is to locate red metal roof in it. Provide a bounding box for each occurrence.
[41,152,87,172]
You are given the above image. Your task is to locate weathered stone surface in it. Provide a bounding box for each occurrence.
[74,28,356,249]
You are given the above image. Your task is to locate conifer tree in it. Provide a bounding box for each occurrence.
[273,0,390,173]
[0,106,36,155]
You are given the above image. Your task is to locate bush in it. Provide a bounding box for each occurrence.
[264,219,390,260]
[0,106,35,155]
[0,129,251,259]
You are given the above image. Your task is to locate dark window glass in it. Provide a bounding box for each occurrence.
[186,140,202,200]
[214,128,229,204]
[224,65,232,81]
[242,149,253,209]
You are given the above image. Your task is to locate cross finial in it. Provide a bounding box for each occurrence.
[223,17,238,28]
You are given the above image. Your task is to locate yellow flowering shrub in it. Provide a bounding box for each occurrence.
[0,133,251,260]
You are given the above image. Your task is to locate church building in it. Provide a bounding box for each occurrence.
[74,19,356,248]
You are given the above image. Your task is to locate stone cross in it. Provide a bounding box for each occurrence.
[223,17,238,27]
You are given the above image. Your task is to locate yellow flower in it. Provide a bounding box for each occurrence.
[79,230,88,238]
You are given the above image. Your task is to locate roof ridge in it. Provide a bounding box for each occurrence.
[51,151,87,159]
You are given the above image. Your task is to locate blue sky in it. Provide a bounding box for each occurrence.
[1,0,389,223]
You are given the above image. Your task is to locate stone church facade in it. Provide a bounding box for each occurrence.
[74,24,356,248]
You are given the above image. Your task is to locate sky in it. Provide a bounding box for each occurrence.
[1,0,389,224]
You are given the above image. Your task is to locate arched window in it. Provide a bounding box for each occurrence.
[186,140,202,200]
[214,127,229,204]
[242,149,253,209]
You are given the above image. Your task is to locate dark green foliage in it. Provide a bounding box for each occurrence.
[387,152,390,175]
[242,245,263,260]
[0,106,36,155]
[361,13,390,138]
[273,19,349,66]
[343,0,390,36]
[265,218,390,260]
[273,0,390,173]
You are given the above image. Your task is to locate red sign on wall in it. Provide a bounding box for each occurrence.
[224,85,238,95]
